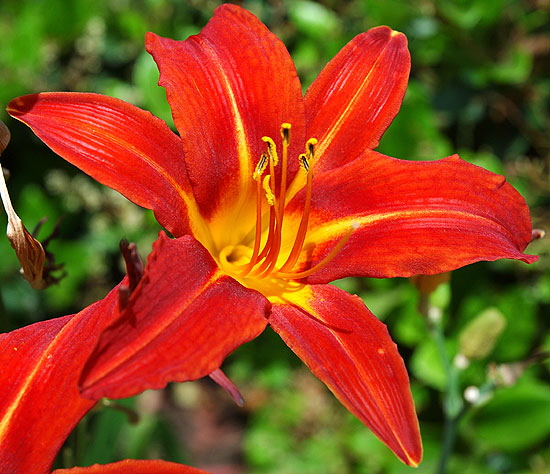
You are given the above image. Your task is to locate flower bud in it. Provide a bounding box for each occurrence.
[0,119,57,289]
[459,308,507,360]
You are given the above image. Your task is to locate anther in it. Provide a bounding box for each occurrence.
[281,123,291,145]
[299,154,310,173]
[306,138,318,160]
[254,152,269,181]
[261,136,279,165]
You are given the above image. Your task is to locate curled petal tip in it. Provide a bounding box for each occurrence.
[389,28,407,41]
[6,94,38,117]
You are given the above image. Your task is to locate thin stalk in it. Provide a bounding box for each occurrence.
[436,404,468,474]
[419,294,464,474]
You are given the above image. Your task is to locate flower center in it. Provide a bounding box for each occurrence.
[218,123,351,284]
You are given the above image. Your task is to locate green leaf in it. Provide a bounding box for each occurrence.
[467,381,550,451]
[411,339,447,390]
[288,1,340,38]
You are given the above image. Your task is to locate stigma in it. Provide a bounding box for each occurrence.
[220,123,351,282]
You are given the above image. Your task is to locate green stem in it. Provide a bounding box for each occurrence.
[420,295,464,474]
[431,319,462,418]
[436,405,468,474]
[61,411,89,468]
[74,413,89,466]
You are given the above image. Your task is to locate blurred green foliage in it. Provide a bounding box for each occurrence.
[1,0,548,473]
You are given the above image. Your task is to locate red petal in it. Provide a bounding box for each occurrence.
[146,4,305,227]
[0,286,121,474]
[305,26,410,171]
[81,232,269,400]
[286,151,537,283]
[269,284,422,466]
[53,459,209,474]
[7,93,199,238]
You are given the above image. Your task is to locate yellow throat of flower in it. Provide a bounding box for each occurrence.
[217,124,351,296]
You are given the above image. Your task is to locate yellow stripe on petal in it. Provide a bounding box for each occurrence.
[304,26,410,173]
[305,209,515,248]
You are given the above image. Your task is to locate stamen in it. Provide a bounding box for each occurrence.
[275,227,353,280]
[249,143,283,277]
[230,124,352,284]
[276,123,291,248]
[278,173,311,273]
[253,126,291,277]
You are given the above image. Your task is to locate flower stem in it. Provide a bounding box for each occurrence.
[419,293,464,474]
[61,412,89,468]
[436,404,467,474]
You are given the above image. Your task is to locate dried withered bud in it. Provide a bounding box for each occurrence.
[0,119,64,289]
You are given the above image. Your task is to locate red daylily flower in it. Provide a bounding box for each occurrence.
[6,4,536,467]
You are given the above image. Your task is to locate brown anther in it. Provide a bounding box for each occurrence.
[306,138,318,160]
